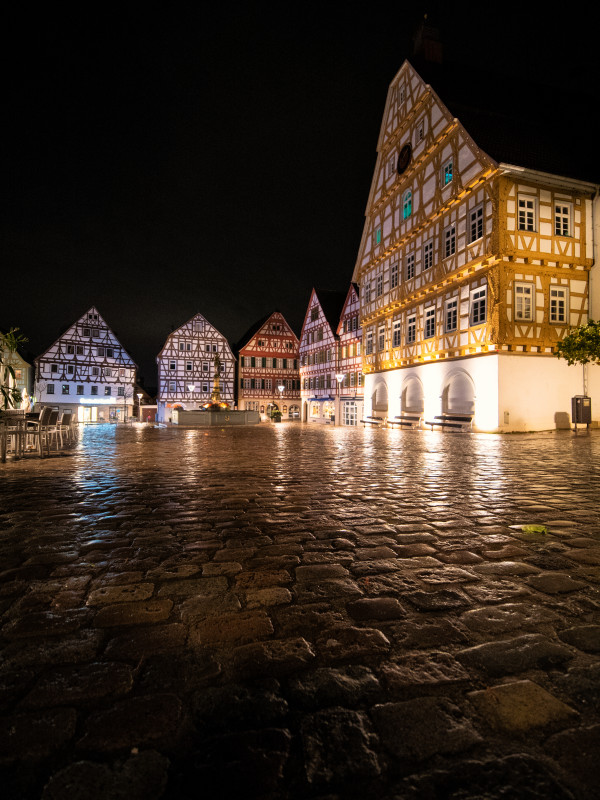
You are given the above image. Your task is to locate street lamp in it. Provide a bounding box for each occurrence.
[137,393,143,421]
[188,384,195,406]
[335,373,345,390]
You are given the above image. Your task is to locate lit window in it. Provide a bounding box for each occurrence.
[375,227,382,245]
[406,253,415,280]
[423,240,434,270]
[471,286,487,325]
[469,205,483,242]
[444,225,456,258]
[424,307,436,339]
[518,196,536,231]
[390,262,399,289]
[442,159,453,186]
[554,203,571,237]
[407,315,416,344]
[445,298,458,332]
[550,286,568,324]
[403,190,412,220]
[392,319,401,347]
[515,283,534,321]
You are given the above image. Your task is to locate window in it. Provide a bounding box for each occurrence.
[103,368,112,377]
[117,387,125,397]
[390,262,399,289]
[186,362,192,371]
[387,155,396,177]
[169,382,176,392]
[550,286,568,324]
[76,346,84,355]
[392,319,401,347]
[378,325,385,351]
[169,361,176,370]
[469,205,484,242]
[375,227,382,245]
[311,307,318,321]
[424,307,436,339]
[76,385,84,395]
[423,240,434,271]
[91,367,99,376]
[444,224,456,258]
[51,364,58,373]
[104,386,111,396]
[406,253,415,280]
[83,328,91,337]
[365,330,373,355]
[212,344,217,352]
[97,347,105,356]
[403,190,412,220]
[514,283,534,321]
[518,195,536,231]
[445,298,458,332]
[407,315,416,344]
[91,386,98,396]
[555,203,571,236]
[364,282,372,303]
[442,159,453,186]
[106,348,113,358]
[416,119,425,143]
[92,328,99,338]
[66,365,74,374]
[376,273,383,297]
[47,384,55,394]
[202,383,209,393]
[179,342,185,351]
[471,287,487,325]
[67,345,74,354]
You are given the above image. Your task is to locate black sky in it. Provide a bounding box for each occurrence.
[3,2,599,389]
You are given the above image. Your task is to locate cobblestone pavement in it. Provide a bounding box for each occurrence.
[1,423,600,799]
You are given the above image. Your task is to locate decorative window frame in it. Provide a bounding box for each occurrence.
[469,204,484,243]
[423,239,434,271]
[444,297,458,333]
[518,195,537,232]
[424,306,436,339]
[443,224,456,258]
[407,314,416,344]
[390,262,399,289]
[514,282,534,322]
[406,252,415,280]
[470,286,487,326]
[549,285,568,324]
[554,202,572,237]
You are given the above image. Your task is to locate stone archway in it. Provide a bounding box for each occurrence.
[371,380,389,414]
[441,371,475,414]
[401,376,424,413]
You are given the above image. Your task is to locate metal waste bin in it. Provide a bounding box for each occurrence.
[572,395,592,425]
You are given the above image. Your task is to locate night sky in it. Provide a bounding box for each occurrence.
[4,3,599,390]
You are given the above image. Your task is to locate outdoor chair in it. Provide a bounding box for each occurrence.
[23,406,57,457]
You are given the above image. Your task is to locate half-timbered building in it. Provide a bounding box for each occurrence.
[352,58,599,431]
[156,313,235,422]
[299,288,346,424]
[336,283,364,425]
[34,306,137,423]
[237,311,300,419]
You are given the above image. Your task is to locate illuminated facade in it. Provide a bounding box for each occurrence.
[299,288,346,424]
[34,306,137,423]
[156,312,234,423]
[237,311,300,419]
[353,60,599,432]
[336,283,364,425]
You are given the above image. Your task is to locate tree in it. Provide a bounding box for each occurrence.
[555,320,600,366]
[1,327,28,410]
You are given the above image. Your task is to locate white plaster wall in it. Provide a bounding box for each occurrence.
[498,354,600,431]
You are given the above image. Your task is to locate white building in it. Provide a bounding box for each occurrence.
[34,306,137,423]
[353,59,599,432]
[156,312,235,422]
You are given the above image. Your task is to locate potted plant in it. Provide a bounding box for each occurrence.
[271,409,282,423]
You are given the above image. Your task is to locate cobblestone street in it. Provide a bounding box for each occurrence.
[1,423,599,799]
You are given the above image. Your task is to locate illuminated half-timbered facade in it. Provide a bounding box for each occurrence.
[353,59,599,431]
[299,289,346,424]
[156,313,234,422]
[34,306,137,423]
[237,311,300,419]
[336,283,364,425]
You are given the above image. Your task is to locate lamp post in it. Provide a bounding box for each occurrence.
[335,373,345,427]
[137,393,143,421]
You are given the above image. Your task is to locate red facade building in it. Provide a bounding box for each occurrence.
[237,311,300,419]
[336,283,364,425]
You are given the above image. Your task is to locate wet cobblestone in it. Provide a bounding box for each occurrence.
[1,423,599,798]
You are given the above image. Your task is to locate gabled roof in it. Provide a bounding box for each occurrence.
[312,289,347,335]
[408,57,599,185]
[233,310,299,355]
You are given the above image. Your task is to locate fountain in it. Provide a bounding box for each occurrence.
[172,355,260,426]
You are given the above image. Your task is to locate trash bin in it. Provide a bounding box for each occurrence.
[571,396,592,425]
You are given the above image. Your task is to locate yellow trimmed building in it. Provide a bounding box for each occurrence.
[352,59,599,431]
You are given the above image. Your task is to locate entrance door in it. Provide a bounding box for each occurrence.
[343,402,357,426]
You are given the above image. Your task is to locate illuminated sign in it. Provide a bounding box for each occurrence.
[79,397,116,405]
